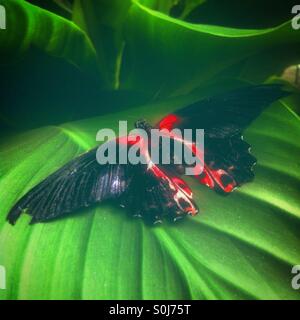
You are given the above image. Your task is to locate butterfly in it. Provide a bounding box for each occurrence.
[7,84,288,225]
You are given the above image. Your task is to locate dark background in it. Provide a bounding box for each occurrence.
[0,0,298,132]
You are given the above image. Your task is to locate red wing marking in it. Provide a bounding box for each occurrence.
[157,128,236,193]
[198,166,236,193]
[148,161,198,216]
[158,114,182,131]
[116,135,140,146]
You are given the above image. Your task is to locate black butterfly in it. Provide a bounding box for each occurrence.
[7,84,288,225]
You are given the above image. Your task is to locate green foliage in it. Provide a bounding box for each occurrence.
[0,0,100,77]
[0,0,299,300]
[0,90,299,299]
[2,0,300,94]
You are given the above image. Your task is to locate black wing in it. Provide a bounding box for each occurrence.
[7,148,133,225]
[157,84,289,193]
[7,140,198,225]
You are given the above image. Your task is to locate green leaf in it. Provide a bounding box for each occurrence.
[4,1,300,98]
[0,89,299,300]
[72,0,132,89]
[138,0,179,14]
[174,0,207,20]
[120,0,300,97]
[52,0,72,14]
[137,0,206,19]
[0,0,100,79]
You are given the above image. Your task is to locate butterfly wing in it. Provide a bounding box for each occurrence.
[120,162,198,224]
[117,134,198,223]
[7,147,134,224]
[157,84,289,193]
[7,136,198,225]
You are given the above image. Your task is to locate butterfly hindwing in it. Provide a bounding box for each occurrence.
[157,84,289,193]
